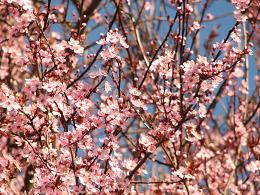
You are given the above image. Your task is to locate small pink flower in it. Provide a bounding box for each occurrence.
[192,21,200,30]
[119,37,129,48]
[129,87,141,96]
[130,97,147,110]
[198,103,207,118]
[147,145,156,153]
[89,69,107,78]
[99,148,110,160]
[96,38,107,45]
[139,134,156,152]
[100,47,118,61]
[104,81,111,93]
[206,13,214,20]
[68,38,84,54]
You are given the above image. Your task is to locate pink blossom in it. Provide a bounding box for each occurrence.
[129,87,141,96]
[104,81,111,93]
[130,97,147,110]
[139,134,156,153]
[68,38,84,54]
[0,0,258,194]
[198,103,207,118]
[100,47,118,61]
[172,167,195,180]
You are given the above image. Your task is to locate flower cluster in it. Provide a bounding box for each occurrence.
[0,0,259,194]
[97,29,129,61]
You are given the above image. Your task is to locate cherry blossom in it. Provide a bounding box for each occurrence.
[68,38,84,54]
[0,0,258,194]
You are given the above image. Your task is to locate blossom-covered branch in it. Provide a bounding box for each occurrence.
[0,0,259,194]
